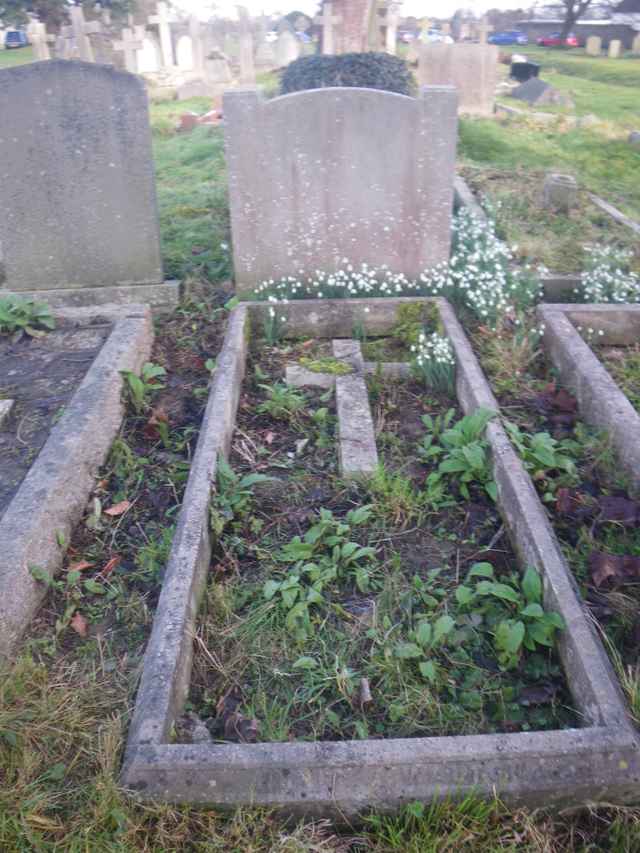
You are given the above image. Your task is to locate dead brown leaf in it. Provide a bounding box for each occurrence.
[70,612,88,637]
[100,555,121,579]
[598,496,640,527]
[104,500,131,517]
[216,687,260,743]
[67,560,93,573]
[590,551,640,588]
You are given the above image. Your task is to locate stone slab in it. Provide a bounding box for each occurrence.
[0,306,153,657]
[0,399,14,428]
[286,361,410,388]
[332,339,379,478]
[225,86,458,294]
[418,43,498,116]
[0,61,163,293]
[121,298,639,815]
[2,282,180,314]
[538,303,640,495]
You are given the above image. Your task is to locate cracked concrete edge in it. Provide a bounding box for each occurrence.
[540,303,640,347]
[2,281,180,314]
[440,299,635,732]
[125,306,248,749]
[538,304,640,494]
[0,399,14,427]
[121,298,639,814]
[452,176,580,302]
[0,306,153,658]
[332,340,379,477]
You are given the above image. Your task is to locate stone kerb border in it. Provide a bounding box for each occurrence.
[121,298,639,817]
[0,304,153,657]
[538,303,640,494]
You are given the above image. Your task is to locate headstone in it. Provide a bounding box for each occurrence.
[138,36,160,73]
[69,7,101,62]
[314,2,342,55]
[511,60,539,83]
[204,55,233,86]
[176,35,194,70]
[275,31,300,68]
[30,21,55,61]
[628,130,640,147]
[114,27,144,73]
[189,16,205,77]
[384,2,400,55]
[542,174,578,213]
[418,43,498,116]
[608,39,622,59]
[149,1,175,68]
[478,16,493,45]
[510,77,574,108]
[237,7,255,84]
[633,34,640,54]
[224,86,458,294]
[255,38,277,68]
[0,61,163,296]
[177,79,220,100]
[585,35,601,56]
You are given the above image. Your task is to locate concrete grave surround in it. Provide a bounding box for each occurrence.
[418,43,498,116]
[538,303,640,495]
[0,304,153,657]
[121,297,640,815]
[0,61,177,310]
[224,86,458,294]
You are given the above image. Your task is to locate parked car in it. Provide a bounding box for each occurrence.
[4,30,29,49]
[536,32,581,47]
[488,30,528,46]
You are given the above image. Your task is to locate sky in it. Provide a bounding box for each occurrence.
[173,0,524,23]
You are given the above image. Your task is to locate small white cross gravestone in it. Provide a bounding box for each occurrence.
[314,2,342,55]
[149,1,175,69]
[114,27,144,73]
[30,22,55,61]
[478,17,493,45]
[69,6,101,62]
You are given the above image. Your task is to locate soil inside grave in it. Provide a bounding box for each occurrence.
[26,297,229,662]
[0,320,112,520]
[596,344,640,414]
[472,324,640,720]
[187,338,575,746]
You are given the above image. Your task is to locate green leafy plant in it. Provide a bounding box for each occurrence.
[504,421,578,499]
[421,408,498,502]
[0,296,55,337]
[455,563,565,670]
[120,362,166,414]
[394,612,457,683]
[257,382,306,421]
[210,457,273,536]
[410,331,456,395]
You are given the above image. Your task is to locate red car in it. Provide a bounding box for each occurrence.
[537,32,581,47]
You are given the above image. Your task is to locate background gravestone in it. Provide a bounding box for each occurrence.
[0,61,167,303]
[224,86,458,294]
[418,43,498,116]
[585,35,602,56]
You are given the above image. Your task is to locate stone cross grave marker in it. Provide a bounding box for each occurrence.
[149,1,175,68]
[237,7,256,83]
[30,21,55,61]
[224,85,458,294]
[0,61,164,302]
[478,16,493,45]
[114,26,144,73]
[189,16,205,77]
[69,6,101,62]
[286,340,383,477]
[314,2,342,55]
[383,2,400,54]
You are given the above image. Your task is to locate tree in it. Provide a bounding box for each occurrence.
[558,0,596,38]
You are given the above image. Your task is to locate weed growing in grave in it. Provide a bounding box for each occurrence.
[410,331,456,395]
[420,407,498,502]
[0,295,55,337]
[577,245,640,303]
[263,299,288,344]
[504,422,579,500]
[210,457,273,537]
[120,362,166,414]
[257,382,306,422]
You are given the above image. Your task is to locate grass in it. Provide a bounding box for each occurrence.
[597,345,640,412]
[0,45,34,68]
[522,45,640,88]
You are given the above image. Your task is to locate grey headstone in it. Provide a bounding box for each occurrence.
[629,130,640,147]
[510,77,574,108]
[542,173,578,213]
[0,61,163,293]
[418,43,498,116]
[225,86,458,294]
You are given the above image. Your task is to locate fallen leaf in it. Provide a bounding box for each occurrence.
[265,431,275,445]
[519,683,558,706]
[104,500,131,517]
[70,612,88,637]
[598,496,640,527]
[301,339,315,349]
[100,555,121,579]
[216,687,259,743]
[590,551,640,588]
[67,560,93,573]
[143,407,170,441]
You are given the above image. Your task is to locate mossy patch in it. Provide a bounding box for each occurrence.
[299,356,352,375]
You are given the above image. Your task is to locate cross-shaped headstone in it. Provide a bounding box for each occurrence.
[114,26,144,73]
[236,6,255,83]
[478,16,493,45]
[30,21,55,61]
[149,1,175,68]
[69,6,101,62]
[285,340,412,478]
[189,15,205,76]
[314,2,342,55]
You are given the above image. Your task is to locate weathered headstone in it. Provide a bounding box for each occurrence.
[204,53,233,86]
[237,8,255,84]
[585,35,602,56]
[384,2,400,54]
[510,77,574,108]
[275,31,300,67]
[608,39,622,58]
[314,2,342,54]
[224,86,458,294]
[69,7,101,62]
[138,36,161,73]
[477,16,493,45]
[30,21,54,61]
[176,34,194,70]
[189,16,205,77]
[0,61,167,304]
[633,34,640,54]
[255,37,277,68]
[114,27,144,73]
[418,43,498,116]
[149,1,175,68]
[542,174,578,213]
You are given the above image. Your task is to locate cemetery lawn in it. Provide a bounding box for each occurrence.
[0,45,34,68]
[597,344,640,413]
[522,46,640,89]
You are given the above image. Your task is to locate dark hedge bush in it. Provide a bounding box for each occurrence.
[280,52,416,98]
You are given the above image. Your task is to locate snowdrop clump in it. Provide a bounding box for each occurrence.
[410,331,456,394]
[576,246,640,304]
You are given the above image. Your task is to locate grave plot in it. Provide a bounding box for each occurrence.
[471,304,640,727]
[0,303,153,657]
[122,298,638,816]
